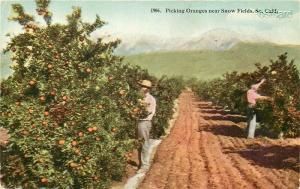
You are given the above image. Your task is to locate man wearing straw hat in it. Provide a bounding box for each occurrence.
[137,80,156,173]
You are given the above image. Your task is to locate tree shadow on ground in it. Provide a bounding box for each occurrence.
[200,109,228,115]
[199,124,247,138]
[224,143,300,172]
[197,105,214,109]
[202,115,247,123]
[127,160,138,167]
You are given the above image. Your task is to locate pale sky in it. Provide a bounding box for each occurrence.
[1,0,300,50]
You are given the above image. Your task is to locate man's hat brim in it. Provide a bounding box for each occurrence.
[138,80,152,88]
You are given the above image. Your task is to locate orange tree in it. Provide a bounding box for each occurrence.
[151,76,184,138]
[192,53,300,138]
[0,1,183,188]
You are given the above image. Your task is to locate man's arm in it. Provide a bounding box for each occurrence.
[252,91,271,102]
[259,96,272,100]
[256,78,266,89]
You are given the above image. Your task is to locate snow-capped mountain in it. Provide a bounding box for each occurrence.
[115,35,166,55]
[179,28,264,51]
[179,29,240,51]
[93,28,265,55]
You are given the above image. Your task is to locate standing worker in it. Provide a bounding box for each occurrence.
[137,80,156,173]
[246,78,270,139]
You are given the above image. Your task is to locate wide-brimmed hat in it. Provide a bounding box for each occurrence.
[138,80,152,88]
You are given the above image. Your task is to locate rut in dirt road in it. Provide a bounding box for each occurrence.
[139,92,299,189]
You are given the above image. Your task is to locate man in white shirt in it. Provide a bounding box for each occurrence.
[137,80,156,172]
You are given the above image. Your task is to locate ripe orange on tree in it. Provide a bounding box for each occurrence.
[108,76,113,81]
[22,130,29,136]
[47,64,53,69]
[87,127,93,132]
[50,90,56,96]
[71,140,77,146]
[69,162,78,168]
[28,108,34,114]
[119,89,126,96]
[86,68,92,73]
[62,96,68,101]
[133,107,139,113]
[78,132,84,137]
[73,148,81,154]
[58,139,65,145]
[29,80,36,86]
[92,126,97,131]
[79,36,84,42]
[40,178,48,183]
[40,96,46,101]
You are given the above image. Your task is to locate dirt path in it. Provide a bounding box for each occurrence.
[139,91,299,189]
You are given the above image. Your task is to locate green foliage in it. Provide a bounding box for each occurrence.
[191,53,300,138]
[0,1,183,188]
[152,76,184,138]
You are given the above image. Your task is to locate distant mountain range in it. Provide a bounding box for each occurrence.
[1,28,299,80]
[114,28,265,55]
[125,42,300,80]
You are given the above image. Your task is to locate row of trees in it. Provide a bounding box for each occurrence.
[191,53,300,138]
[0,1,184,188]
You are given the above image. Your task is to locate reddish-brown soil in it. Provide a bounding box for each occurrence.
[139,91,299,189]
